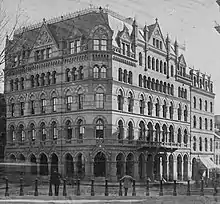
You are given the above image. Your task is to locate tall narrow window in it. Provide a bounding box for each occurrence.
[205,100,207,111]
[127,121,134,142]
[52,122,58,140]
[66,68,71,82]
[199,117,202,129]
[139,121,145,140]
[178,104,182,121]
[41,98,46,113]
[35,74,40,86]
[193,97,196,109]
[100,66,106,78]
[210,102,213,113]
[128,71,132,84]
[78,66,83,80]
[66,95,72,111]
[52,97,57,112]
[199,98,202,110]
[139,52,142,66]
[148,97,153,116]
[96,119,104,139]
[127,92,133,113]
[118,120,124,142]
[205,118,208,130]
[52,71,56,84]
[184,106,188,122]
[193,115,196,128]
[41,122,46,141]
[66,120,72,140]
[199,137,202,151]
[193,136,196,151]
[95,88,104,109]
[205,138,208,151]
[77,119,84,141]
[140,95,145,115]
[41,73,45,86]
[155,99,160,117]
[171,65,174,77]
[210,119,213,131]
[118,68,122,81]
[31,100,35,114]
[139,74,142,87]
[78,93,83,110]
[210,138,213,152]
[20,102,24,116]
[117,90,123,111]
[10,126,15,143]
[31,76,35,88]
[11,102,15,117]
[30,123,36,141]
[15,78,19,90]
[169,102,173,119]
[162,100,167,118]
[72,68,77,81]
[47,72,51,85]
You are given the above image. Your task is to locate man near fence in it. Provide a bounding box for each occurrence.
[50,170,61,196]
[120,175,134,196]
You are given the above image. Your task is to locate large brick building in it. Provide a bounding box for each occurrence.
[4,7,215,182]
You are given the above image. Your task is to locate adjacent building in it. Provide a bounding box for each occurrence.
[4,7,215,181]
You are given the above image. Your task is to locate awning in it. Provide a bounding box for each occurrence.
[198,157,218,170]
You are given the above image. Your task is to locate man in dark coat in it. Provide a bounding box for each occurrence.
[50,170,61,196]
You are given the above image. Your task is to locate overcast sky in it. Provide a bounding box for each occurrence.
[2,0,220,113]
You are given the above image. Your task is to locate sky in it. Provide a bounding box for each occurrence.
[2,0,220,113]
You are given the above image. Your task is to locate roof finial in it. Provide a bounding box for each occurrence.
[43,18,46,23]
[155,18,158,23]
[99,6,102,12]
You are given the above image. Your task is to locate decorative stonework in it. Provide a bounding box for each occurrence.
[35,30,53,47]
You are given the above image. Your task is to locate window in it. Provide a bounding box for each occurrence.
[10,126,15,143]
[193,97,196,109]
[78,66,83,80]
[205,118,208,130]
[199,137,202,151]
[169,102,174,119]
[118,120,124,141]
[11,102,15,117]
[66,69,71,82]
[177,129,181,143]
[93,39,107,51]
[139,52,142,66]
[46,48,52,58]
[162,100,167,118]
[41,73,45,86]
[41,99,46,113]
[199,117,202,129]
[100,66,106,78]
[66,121,72,140]
[193,136,196,151]
[40,122,46,141]
[77,119,84,141]
[193,115,196,128]
[199,99,202,110]
[19,125,25,142]
[15,78,19,90]
[36,74,40,86]
[183,130,188,145]
[70,40,81,54]
[184,106,188,122]
[127,121,134,142]
[210,102,213,113]
[31,76,35,88]
[140,95,145,115]
[52,71,56,84]
[30,123,36,141]
[78,94,83,110]
[148,56,151,69]
[72,68,77,81]
[210,138,213,152]
[216,155,219,165]
[123,70,127,83]
[66,95,72,111]
[164,62,167,75]
[205,138,208,151]
[46,72,50,85]
[178,104,182,120]
[10,79,14,91]
[51,122,58,140]
[171,65,174,77]
[101,40,107,51]
[127,92,133,113]
[155,99,160,117]
[156,59,159,71]
[52,97,57,112]
[96,119,104,139]
[118,68,123,81]
[95,88,104,109]
[128,71,132,84]
[210,119,213,131]
[139,75,142,87]
[117,90,123,111]
[148,97,153,116]
[20,102,24,116]
[205,100,207,111]
[139,121,145,140]
[30,100,35,114]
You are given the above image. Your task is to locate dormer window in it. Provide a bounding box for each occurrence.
[93,39,107,51]
[46,48,52,58]
[70,40,81,54]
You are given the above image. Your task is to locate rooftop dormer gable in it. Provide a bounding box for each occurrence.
[116,24,131,45]
[178,54,187,67]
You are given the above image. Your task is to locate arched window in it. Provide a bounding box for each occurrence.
[66,68,71,82]
[205,100,207,111]
[139,52,142,66]
[169,102,174,119]
[72,67,77,81]
[155,98,160,117]
[147,122,153,142]
[184,89,187,99]
[171,65,174,77]
[177,129,181,144]
[46,72,50,85]
[52,71,56,84]
[30,123,36,141]
[193,97,196,109]
[127,92,133,113]
[65,120,72,140]
[139,121,145,140]
[210,119,213,131]
[155,123,160,142]
[147,77,151,89]
[10,125,15,143]
[199,98,202,110]
[193,115,196,128]
[118,68,123,81]
[139,74,142,87]
[35,75,39,87]
[96,119,104,139]
[205,118,208,130]
[178,87,181,97]
[199,137,202,151]
[193,136,196,151]
[162,125,167,143]
[178,104,182,121]
[123,70,127,83]
[78,66,83,80]
[117,90,123,111]
[77,89,84,110]
[156,59,159,71]
[139,95,145,115]
[183,129,188,144]
[162,100,167,118]
[118,120,124,141]
[40,122,46,141]
[210,138,213,152]
[210,102,213,113]
[167,83,170,95]
[52,95,57,112]
[163,82,166,93]
[100,66,106,78]
[160,60,163,73]
[93,65,99,78]
[169,126,174,143]
[171,84,174,95]
[10,79,14,91]
[77,119,84,142]
[156,80,159,91]
[95,87,104,109]
[163,62,167,75]
[18,124,25,142]
[205,138,208,151]
[193,76,197,87]
[184,106,188,122]
[20,77,24,90]
[199,117,202,129]
[30,76,35,88]
[148,56,151,69]
[128,121,134,142]
[51,121,58,140]
[143,76,147,88]
[147,97,153,116]
[151,78,155,90]
[128,71,132,84]
[152,57,155,70]
[41,73,45,86]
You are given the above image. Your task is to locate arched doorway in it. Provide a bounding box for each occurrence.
[30,154,37,175]
[126,153,134,177]
[65,153,73,177]
[183,155,188,181]
[168,155,174,181]
[138,154,145,179]
[9,154,16,162]
[116,153,125,180]
[76,153,85,179]
[192,158,197,180]
[39,153,48,175]
[146,154,153,180]
[177,155,182,181]
[51,153,58,174]
[94,152,106,177]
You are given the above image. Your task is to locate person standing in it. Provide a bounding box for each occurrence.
[50,170,61,196]
[120,175,134,196]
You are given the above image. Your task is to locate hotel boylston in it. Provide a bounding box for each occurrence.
[4,7,216,182]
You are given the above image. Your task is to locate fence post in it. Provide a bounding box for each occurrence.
[159,179,163,196]
[48,179,52,196]
[119,179,122,196]
[76,179,80,196]
[173,180,177,196]
[63,178,67,196]
[200,178,204,196]
[105,179,109,196]
[146,178,150,196]
[91,179,95,196]
[187,180,191,196]
[5,177,9,197]
[132,180,136,196]
[19,177,24,196]
[34,178,38,196]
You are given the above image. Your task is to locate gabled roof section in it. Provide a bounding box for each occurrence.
[116,24,131,42]
[178,54,187,67]
[33,23,58,49]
